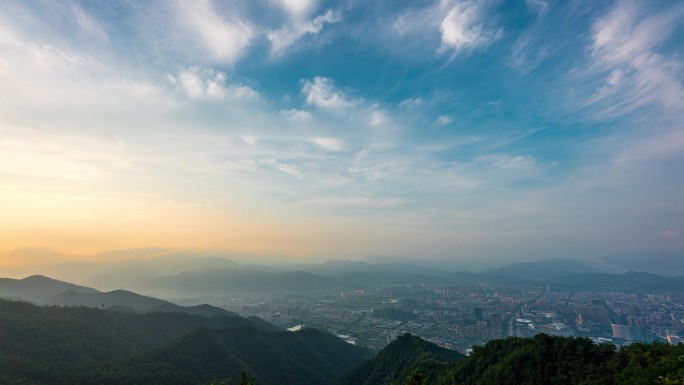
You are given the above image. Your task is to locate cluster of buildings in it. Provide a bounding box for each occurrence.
[202,282,683,353]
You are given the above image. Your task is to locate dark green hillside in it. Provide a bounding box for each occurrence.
[334,333,464,385]
[436,333,684,385]
[131,327,373,385]
[336,333,684,385]
[0,299,371,385]
[0,299,264,360]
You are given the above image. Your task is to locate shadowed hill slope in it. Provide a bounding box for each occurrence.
[0,299,371,385]
[334,333,464,385]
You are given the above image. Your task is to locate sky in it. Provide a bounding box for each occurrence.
[0,0,683,266]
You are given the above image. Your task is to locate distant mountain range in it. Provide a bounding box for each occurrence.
[485,258,605,280]
[547,271,684,292]
[0,275,239,315]
[3,252,684,305]
[0,274,98,302]
[3,258,683,306]
[135,268,353,298]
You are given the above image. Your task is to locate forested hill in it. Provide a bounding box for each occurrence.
[0,299,372,385]
[336,333,684,385]
[3,298,683,385]
[333,333,464,385]
[440,333,684,385]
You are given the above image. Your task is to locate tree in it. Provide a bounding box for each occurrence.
[405,368,424,385]
[239,370,255,385]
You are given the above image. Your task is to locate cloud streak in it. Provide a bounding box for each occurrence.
[1,0,683,261]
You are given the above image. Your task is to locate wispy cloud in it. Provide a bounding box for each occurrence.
[174,0,254,64]
[301,76,356,109]
[1,0,683,260]
[439,0,502,53]
[391,0,501,56]
[172,66,258,100]
[588,0,684,115]
[268,6,341,56]
[507,0,552,73]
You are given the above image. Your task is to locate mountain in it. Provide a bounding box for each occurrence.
[600,251,684,277]
[0,251,244,291]
[547,271,684,291]
[131,327,372,385]
[337,333,684,385]
[0,298,269,359]
[438,333,684,385]
[286,260,453,279]
[337,271,451,286]
[136,268,352,298]
[44,288,182,312]
[0,275,99,302]
[0,275,249,316]
[334,333,464,385]
[361,255,496,272]
[0,299,371,385]
[487,258,604,281]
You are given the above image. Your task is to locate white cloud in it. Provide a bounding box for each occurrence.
[475,154,539,172]
[224,159,258,172]
[589,1,684,114]
[282,108,313,122]
[436,115,453,125]
[177,67,225,98]
[263,159,303,178]
[399,97,424,108]
[507,0,550,74]
[174,67,258,100]
[615,128,684,164]
[312,137,345,151]
[69,4,109,41]
[440,0,502,53]
[391,0,501,56]
[525,0,548,17]
[368,109,390,127]
[299,196,405,209]
[268,8,341,56]
[301,76,355,109]
[277,0,317,19]
[175,0,254,64]
[242,136,258,145]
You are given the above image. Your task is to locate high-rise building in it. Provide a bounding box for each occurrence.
[474,307,483,321]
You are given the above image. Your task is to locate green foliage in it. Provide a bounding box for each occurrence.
[4,298,684,385]
[336,333,684,385]
[333,333,463,385]
[0,299,372,385]
[208,370,254,385]
[239,370,255,385]
[432,334,684,385]
[404,368,425,385]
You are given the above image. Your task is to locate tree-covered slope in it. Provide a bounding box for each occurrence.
[134,327,373,385]
[337,333,684,385]
[334,333,464,385]
[437,333,684,385]
[0,299,372,385]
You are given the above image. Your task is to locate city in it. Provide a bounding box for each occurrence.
[182,282,684,353]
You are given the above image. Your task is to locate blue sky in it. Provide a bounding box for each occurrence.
[0,0,683,264]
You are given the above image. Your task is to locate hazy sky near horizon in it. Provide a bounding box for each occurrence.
[1,0,683,265]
